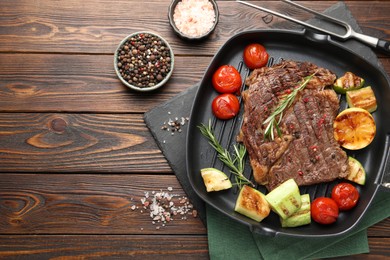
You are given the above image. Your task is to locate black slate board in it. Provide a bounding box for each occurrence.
[143,2,383,227]
[144,85,206,224]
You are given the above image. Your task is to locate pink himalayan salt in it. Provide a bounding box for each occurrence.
[173,0,216,38]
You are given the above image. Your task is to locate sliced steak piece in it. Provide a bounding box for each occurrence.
[238,60,348,190]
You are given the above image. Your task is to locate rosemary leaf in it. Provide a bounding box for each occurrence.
[198,120,254,189]
[263,73,316,140]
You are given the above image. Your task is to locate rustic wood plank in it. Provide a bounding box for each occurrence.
[0,173,387,236]
[0,1,389,55]
[1,54,389,113]
[0,54,208,113]
[0,113,173,173]
[367,218,390,238]
[0,235,209,259]
[0,174,205,234]
[0,235,389,259]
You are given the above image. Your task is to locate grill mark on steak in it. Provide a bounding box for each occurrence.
[240,60,349,190]
[267,95,332,190]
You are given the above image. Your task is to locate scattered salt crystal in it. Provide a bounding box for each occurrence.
[135,189,197,229]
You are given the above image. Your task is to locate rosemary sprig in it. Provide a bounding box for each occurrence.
[263,73,316,140]
[198,120,254,189]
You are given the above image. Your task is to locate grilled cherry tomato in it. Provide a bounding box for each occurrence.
[212,93,240,120]
[331,183,360,211]
[243,43,269,69]
[311,197,339,225]
[212,65,242,94]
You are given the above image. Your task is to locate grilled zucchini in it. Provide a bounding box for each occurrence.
[346,157,366,185]
[346,86,377,113]
[280,194,311,228]
[333,72,365,94]
[200,168,232,192]
[234,185,271,222]
[265,178,301,220]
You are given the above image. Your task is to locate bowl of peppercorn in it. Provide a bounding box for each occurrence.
[114,31,174,92]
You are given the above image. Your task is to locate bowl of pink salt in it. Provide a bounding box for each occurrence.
[168,0,219,41]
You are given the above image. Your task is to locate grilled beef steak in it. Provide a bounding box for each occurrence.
[238,60,349,191]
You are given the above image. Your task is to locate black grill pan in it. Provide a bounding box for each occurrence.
[186,29,390,237]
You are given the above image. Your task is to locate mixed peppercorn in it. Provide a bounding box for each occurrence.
[116,33,172,88]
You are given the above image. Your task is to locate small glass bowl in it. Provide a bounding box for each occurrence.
[168,0,219,41]
[114,31,174,92]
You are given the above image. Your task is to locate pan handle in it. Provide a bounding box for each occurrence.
[376,135,390,192]
[351,31,390,56]
[377,39,390,55]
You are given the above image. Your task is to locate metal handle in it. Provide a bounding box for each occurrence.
[377,39,390,55]
[351,31,390,55]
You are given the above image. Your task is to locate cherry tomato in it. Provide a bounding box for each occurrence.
[243,43,269,70]
[212,65,242,94]
[331,183,360,211]
[212,93,240,120]
[311,197,339,225]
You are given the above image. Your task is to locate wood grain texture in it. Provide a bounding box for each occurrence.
[0,235,209,259]
[0,0,389,259]
[0,235,389,259]
[0,54,208,113]
[367,218,390,237]
[0,54,389,113]
[0,173,387,237]
[0,1,389,55]
[0,113,174,172]
[0,174,205,234]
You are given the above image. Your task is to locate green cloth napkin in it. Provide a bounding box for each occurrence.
[208,189,390,259]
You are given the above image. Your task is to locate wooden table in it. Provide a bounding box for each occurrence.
[0,0,389,258]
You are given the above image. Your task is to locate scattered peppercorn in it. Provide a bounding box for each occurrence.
[116,33,172,88]
[161,116,189,134]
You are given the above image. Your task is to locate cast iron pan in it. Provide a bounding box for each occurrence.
[186,29,390,237]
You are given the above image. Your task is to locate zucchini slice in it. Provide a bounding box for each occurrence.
[200,168,232,192]
[265,179,301,219]
[234,185,271,222]
[280,194,311,228]
[346,86,377,113]
[333,72,365,94]
[346,157,366,185]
